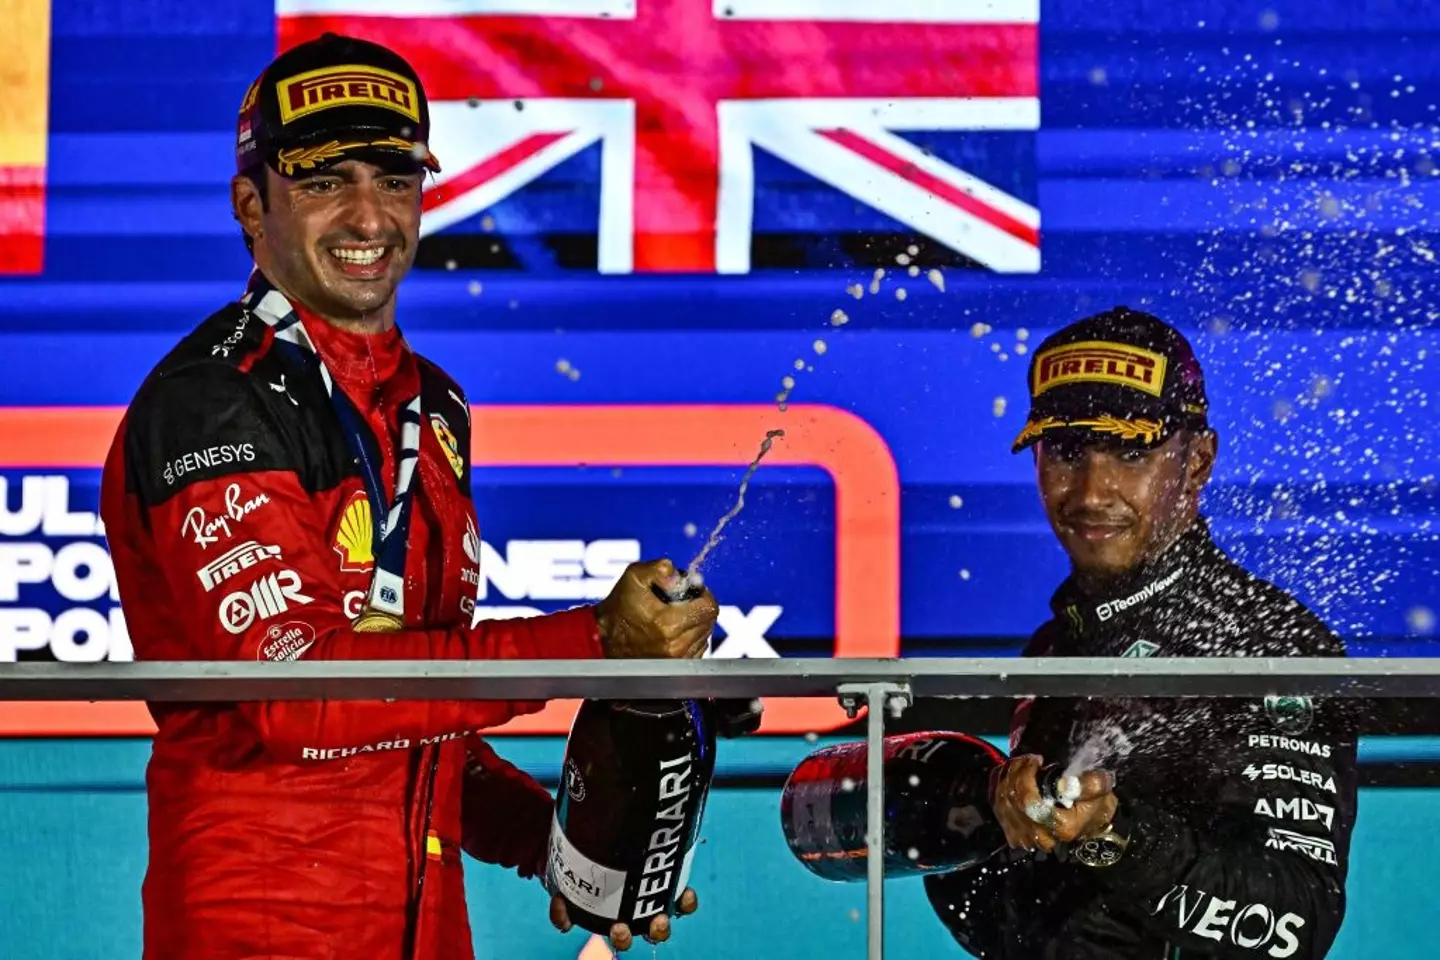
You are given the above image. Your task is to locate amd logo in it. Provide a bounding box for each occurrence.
[1254,797,1334,830]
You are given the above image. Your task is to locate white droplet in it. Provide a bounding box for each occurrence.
[993,397,1008,417]
[896,252,912,266]
[467,280,482,297]
[831,309,850,326]
[444,259,458,271]
[895,288,908,301]
[794,358,806,370]
[1015,343,1028,355]
[1408,607,1436,635]
[804,731,819,743]
[908,264,921,277]
[971,322,992,338]
[1016,328,1030,341]
[556,359,572,373]
[848,908,861,923]
[948,494,963,509]
[927,268,945,292]
[782,376,796,390]
[683,522,698,538]
[846,283,865,300]
[907,244,919,256]
[959,569,971,580]
[840,777,856,792]
[481,215,496,232]
[870,268,885,294]
[908,774,921,786]
[813,339,828,355]
[906,847,921,860]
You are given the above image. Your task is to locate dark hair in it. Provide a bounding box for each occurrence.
[237,165,269,254]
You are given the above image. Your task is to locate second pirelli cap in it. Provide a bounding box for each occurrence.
[235,32,441,178]
[1011,306,1210,454]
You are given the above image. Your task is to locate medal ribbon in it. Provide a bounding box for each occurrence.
[245,282,420,621]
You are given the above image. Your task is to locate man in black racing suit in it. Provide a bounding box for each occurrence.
[924,307,1358,959]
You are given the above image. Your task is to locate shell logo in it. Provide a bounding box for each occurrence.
[333,490,374,573]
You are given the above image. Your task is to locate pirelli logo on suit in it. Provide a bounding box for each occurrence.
[276,64,420,125]
[1032,340,1168,398]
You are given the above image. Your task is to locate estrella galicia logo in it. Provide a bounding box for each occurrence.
[1264,695,1315,736]
[563,758,587,803]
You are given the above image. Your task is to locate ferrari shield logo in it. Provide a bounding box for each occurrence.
[430,413,463,479]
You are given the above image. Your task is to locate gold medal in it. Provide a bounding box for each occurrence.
[352,608,405,633]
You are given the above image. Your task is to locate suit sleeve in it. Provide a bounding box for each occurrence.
[460,735,555,879]
[120,365,603,761]
[1094,690,1357,959]
[923,857,1021,958]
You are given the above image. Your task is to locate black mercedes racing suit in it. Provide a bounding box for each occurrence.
[925,518,1358,959]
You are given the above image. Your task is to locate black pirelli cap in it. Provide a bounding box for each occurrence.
[235,32,441,179]
[1011,306,1210,454]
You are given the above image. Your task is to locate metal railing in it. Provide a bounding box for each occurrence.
[1,656,1431,960]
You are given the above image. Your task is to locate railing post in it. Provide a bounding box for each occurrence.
[839,680,912,960]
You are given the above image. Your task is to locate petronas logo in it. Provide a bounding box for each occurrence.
[333,490,374,573]
[1121,640,1159,658]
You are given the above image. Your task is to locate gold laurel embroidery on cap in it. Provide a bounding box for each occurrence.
[276,140,369,175]
[1015,416,1064,447]
[369,135,417,152]
[277,137,435,176]
[1067,416,1165,444]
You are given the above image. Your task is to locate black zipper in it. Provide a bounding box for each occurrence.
[403,744,442,960]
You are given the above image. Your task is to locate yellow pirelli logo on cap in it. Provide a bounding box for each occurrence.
[276,64,420,125]
[1032,340,1168,398]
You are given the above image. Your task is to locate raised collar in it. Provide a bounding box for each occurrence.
[244,270,411,400]
[1049,516,1215,637]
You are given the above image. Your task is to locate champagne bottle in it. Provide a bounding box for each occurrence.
[781,731,1008,881]
[545,699,717,937]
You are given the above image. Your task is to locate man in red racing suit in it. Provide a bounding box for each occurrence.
[99,33,716,960]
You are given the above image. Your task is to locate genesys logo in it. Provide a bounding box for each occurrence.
[0,404,901,735]
[162,442,255,487]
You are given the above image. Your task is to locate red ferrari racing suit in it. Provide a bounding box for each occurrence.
[100,275,598,959]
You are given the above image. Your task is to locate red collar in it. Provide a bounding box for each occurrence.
[292,302,411,398]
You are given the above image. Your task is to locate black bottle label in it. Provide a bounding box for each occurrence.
[547,699,716,933]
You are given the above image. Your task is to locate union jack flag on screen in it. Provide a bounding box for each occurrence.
[276,0,1040,274]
